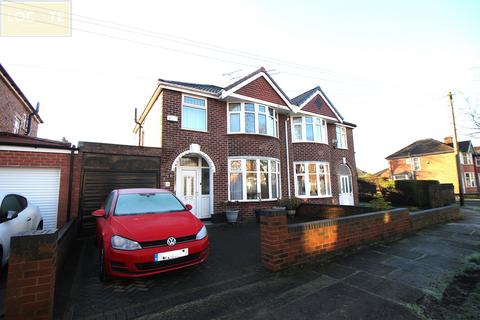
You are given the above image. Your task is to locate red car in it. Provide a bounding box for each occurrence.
[92,188,209,281]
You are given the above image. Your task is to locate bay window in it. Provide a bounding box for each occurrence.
[227,102,278,137]
[292,116,327,143]
[182,95,207,131]
[228,158,280,201]
[294,162,331,198]
[336,126,348,149]
[460,152,473,165]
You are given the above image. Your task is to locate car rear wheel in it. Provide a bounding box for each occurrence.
[99,246,111,282]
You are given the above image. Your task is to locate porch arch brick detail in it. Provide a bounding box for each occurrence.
[171,149,217,172]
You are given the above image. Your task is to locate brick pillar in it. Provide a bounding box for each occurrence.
[5,230,58,320]
[259,209,289,272]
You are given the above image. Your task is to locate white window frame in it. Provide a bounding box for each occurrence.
[227,102,278,137]
[291,116,328,144]
[12,115,21,134]
[336,126,348,149]
[293,161,332,198]
[475,157,480,167]
[460,152,473,165]
[228,157,281,202]
[181,94,207,132]
[411,157,421,171]
[393,174,409,181]
[464,172,476,188]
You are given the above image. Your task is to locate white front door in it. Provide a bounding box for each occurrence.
[339,175,354,206]
[177,168,211,219]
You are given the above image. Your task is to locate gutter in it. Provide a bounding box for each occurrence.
[285,118,291,197]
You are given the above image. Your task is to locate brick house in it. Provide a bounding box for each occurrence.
[0,63,43,136]
[135,67,359,221]
[386,137,478,195]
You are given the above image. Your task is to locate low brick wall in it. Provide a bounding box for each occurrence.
[5,230,57,320]
[5,220,78,320]
[296,203,375,220]
[410,204,461,231]
[260,208,411,272]
[260,204,461,272]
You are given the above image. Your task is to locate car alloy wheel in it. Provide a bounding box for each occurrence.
[99,246,111,282]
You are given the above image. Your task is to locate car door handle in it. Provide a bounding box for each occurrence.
[27,217,32,222]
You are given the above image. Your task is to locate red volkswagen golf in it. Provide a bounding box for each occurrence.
[92,188,209,281]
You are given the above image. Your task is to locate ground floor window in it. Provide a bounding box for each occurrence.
[228,158,280,201]
[465,172,476,188]
[294,161,331,198]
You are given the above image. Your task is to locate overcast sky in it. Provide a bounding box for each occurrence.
[1,0,479,173]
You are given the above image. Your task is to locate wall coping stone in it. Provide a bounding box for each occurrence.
[288,208,408,232]
[410,204,459,218]
[258,208,287,217]
[10,229,58,261]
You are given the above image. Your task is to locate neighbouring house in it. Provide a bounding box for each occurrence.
[386,137,478,194]
[0,63,43,136]
[134,67,358,221]
[373,168,390,180]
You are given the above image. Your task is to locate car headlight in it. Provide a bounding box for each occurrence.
[111,235,141,250]
[196,225,207,240]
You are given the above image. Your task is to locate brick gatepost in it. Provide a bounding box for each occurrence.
[259,209,289,272]
[5,230,57,320]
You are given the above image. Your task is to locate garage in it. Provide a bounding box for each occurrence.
[0,167,61,229]
[78,142,162,232]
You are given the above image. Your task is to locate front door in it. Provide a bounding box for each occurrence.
[339,175,354,206]
[178,169,198,216]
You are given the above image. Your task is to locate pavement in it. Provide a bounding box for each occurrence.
[51,205,480,320]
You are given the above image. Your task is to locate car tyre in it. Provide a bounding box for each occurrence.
[99,246,111,282]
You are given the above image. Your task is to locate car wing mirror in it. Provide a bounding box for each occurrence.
[92,208,106,218]
[185,204,193,211]
[6,210,18,220]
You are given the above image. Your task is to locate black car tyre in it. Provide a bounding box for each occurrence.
[99,246,111,282]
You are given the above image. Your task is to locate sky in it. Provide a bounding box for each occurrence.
[1,0,479,173]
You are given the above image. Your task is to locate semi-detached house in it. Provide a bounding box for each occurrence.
[135,67,359,221]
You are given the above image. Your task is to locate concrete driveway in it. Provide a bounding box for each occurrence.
[54,207,480,320]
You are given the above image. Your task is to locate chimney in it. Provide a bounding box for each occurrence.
[444,136,453,145]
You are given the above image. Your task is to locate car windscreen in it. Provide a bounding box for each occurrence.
[114,193,185,216]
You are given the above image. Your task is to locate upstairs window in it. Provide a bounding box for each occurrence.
[292,116,327,143]
[460,152,473,165]
[12,115,21,134]
[182,95,207,131]
[412,157,421,171]
[227,102,277,137]
[336,126,348,149]
[476,157,480,167]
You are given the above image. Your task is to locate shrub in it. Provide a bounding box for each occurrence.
[369,193,391,210]
[279,197,303,210]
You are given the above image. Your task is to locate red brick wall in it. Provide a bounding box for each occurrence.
[5,230,57,320]
[260,208,411,272]
[234,76,287,106]
[0,150,79,228]
[0,76,39,136]
[301,94,338,120]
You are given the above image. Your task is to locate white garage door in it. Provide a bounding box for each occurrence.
[0,167,61,230]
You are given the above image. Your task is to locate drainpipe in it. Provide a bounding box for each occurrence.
[66,146,75,222]
[25,102,40,136]
[285,118,291,198]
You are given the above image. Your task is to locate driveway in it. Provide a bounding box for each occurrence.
[54,208,480,320]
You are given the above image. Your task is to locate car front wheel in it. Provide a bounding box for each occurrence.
[99,246,111,282]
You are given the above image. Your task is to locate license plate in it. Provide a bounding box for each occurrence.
[154,248,188,262]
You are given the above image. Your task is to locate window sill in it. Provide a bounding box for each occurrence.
[227,132,279,139]
[336,146,348,150]
[227,198,280,203]
[181,127,208,133]
[295,195,332,199]
[292,141,329,145]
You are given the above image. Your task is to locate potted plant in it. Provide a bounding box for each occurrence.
[222,201,240,223]
[283,197,302,217]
